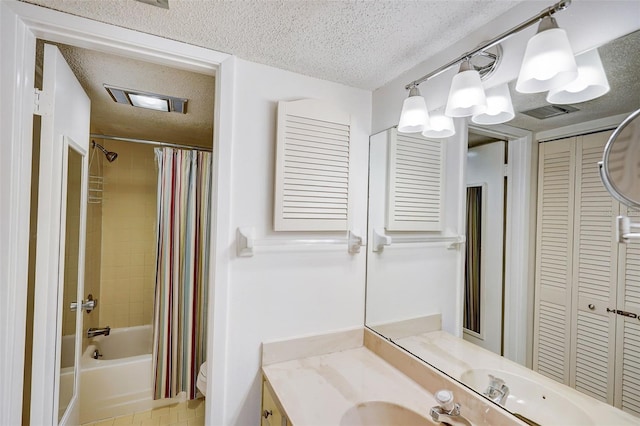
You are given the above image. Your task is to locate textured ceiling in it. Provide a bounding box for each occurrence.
[25,0,523,90]
[50,42,215,147]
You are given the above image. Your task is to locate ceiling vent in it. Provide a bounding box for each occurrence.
[104,84,187,114]
[521,104,579,120]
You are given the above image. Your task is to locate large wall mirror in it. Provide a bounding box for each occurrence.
[365,27,640,422]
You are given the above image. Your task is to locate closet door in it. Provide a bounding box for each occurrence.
[570,131,618,403]
[533,137,576,384]
[615,206,640,416]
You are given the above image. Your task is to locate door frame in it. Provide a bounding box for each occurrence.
[0,2,235,424]
[468,124,533,367]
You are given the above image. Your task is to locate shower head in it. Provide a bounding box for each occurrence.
[92,140,118,162]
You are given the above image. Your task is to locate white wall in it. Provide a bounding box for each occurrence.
[223,58,371,425]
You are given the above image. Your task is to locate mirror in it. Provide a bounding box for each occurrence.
[58,146,82,421]
[365,28,640,421]
[600,108,640,208]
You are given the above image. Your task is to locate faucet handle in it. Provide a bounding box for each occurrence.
[488,374,505,387]
[435,390,455,412]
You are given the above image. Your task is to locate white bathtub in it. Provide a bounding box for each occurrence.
[79,325,184,424]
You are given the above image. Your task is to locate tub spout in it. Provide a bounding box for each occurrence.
[87,326,111,338]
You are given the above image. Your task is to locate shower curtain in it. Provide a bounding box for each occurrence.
[152,148,211,400]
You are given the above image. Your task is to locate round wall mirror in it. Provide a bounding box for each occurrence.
[599,108,640,208]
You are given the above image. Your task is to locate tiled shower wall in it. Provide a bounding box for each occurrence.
[83,151,103,349]
[99,140,157,328]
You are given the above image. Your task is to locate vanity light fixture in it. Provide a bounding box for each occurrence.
[546,48,610,104]
[104,84,188,114]
[398,0,574,138]
[398,85,430,133]
[445,59,487,118]
[471,83,515,125]
[515,15,577,94]
[422,109,456,139]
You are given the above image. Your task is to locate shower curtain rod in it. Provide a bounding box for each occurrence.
[90,134,213,152]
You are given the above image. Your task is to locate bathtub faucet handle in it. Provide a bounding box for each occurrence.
[87,326,111,338]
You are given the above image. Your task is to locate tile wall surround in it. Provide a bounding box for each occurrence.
[99,140,157,329]
[83,150,103,350]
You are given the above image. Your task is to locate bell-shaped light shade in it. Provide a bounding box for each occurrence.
[546,48,610,104]
[445,61,487,117]
[398,86,429,133]
[422,110,456,139]
[471,84,515,125]
[516,17,577,94]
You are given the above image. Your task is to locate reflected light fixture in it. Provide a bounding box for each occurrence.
[398,85,430,133]
[445,59,487,118]
[471,83,515,125]
[515,15,577,94]
[422,110,456,139]
[546,48,610,104]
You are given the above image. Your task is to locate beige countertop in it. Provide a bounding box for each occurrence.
[395,330,639,426]
[262,346,438,425]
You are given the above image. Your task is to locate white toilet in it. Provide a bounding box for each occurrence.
[196,362,207,397]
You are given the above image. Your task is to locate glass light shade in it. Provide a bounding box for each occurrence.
[129,93,170,111]
[398,91,429,133]
[471,84,515,125]
[546,48,610,104]
[516,22,577,93]
[422,111,455,138]
[445,68,487,117]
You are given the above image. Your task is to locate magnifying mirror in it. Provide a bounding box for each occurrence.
[599,108,640,209]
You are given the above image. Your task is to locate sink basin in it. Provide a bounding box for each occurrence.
[460,369,594,426]
[340,401,435,426]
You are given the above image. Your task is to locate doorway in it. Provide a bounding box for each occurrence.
[23,39,215,426]
[463,134,507,355]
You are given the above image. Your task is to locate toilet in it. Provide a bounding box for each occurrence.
[196,362,207,397]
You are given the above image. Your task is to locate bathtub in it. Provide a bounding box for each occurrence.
[79,325,184,424]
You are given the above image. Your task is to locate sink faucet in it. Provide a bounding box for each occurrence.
[484,374,509,406]
[87,326,110,338]
[430,390,471,426]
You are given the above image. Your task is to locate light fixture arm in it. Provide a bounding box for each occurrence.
[404,0,571,90]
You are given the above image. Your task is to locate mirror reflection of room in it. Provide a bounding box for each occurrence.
[365,9,640,424]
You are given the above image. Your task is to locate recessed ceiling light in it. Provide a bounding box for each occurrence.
[104,84,187,114]
[128,94,169,112]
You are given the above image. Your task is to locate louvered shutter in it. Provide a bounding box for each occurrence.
[385,129,444,231]
[570,132,618,403]
[274,99,351,231]
[615,207,640,416]
[534,137,575,384]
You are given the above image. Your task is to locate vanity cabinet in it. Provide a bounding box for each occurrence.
[534,130,640,416]
[261,379,290,426]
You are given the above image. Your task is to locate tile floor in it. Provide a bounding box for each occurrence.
[82,399,205,426]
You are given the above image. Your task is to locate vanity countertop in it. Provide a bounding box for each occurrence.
[262,346,438,425]
[395,330,639,425]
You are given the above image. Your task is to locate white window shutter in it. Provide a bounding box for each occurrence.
[274,99,351,231]
[385,129,444,232]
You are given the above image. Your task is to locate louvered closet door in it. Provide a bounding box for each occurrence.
[534,137,576,384]
[570,131,618,403]
[615,207,640,416]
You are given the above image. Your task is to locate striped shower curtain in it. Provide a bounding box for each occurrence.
[153,148,211,400]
